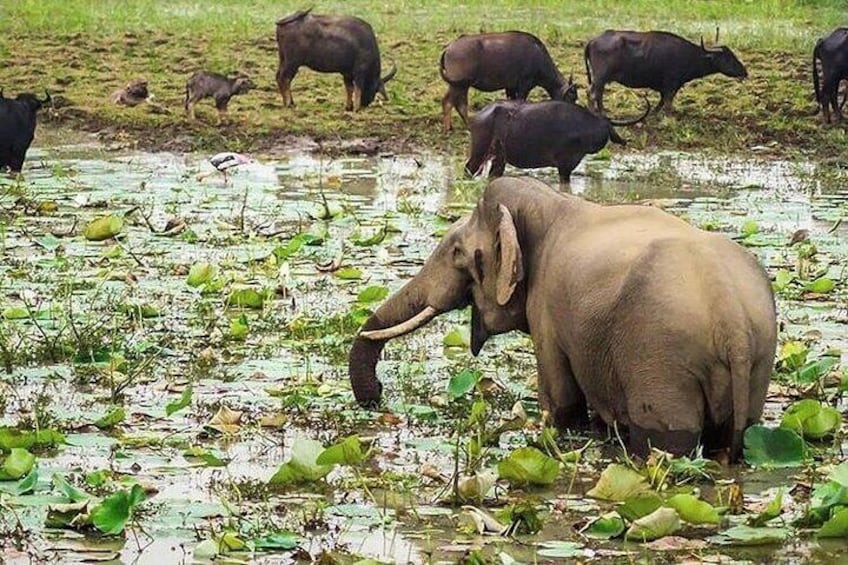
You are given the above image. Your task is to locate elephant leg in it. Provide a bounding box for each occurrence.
[535,339,588,429]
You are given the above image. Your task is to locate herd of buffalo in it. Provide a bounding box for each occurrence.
[1,11,846,461]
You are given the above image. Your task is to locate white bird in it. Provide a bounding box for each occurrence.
[196,152,254,185]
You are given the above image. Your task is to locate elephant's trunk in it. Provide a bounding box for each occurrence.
[348,277,433,406]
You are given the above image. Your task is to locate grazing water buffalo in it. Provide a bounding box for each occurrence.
[440,31,577,131]
[585,30,747,115]
[813,27,848,124]
[0,91,50,173]
[184,71,255,121]
[275,9,397,111]
[464,99,649,188]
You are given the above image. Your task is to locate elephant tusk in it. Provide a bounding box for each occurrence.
[359,306,439,341]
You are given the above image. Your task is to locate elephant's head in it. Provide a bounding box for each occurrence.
[348,182,537,406]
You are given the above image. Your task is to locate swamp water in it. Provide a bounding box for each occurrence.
[0,142,845,564]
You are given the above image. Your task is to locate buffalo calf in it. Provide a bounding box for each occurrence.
[585,30,747,115]
[813,27,848,124]
[0,91,50,173]
[440,31,576,131]
[465,99,649,188]
[184,72,255,122]
[275,9,396,111]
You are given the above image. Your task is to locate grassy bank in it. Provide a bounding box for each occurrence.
[1,0,847,157]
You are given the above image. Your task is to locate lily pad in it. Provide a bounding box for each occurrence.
[94,406,126,430]
[356,285,388,304]
[446,368,481,400]
[587,464,650,501]
[780,399,842,440]
[818,507,848,538]
[536,541,587,558]
[268,437,332,486]
[186,262,217,287]
[165,386,193,416]
[625,507,681,542]
[0,448,36,481]
[316,435,365,466]
[743,425,807,467]
[497,446,560,486]
[226,286,265,309]
[665,494,721,525]
[90,483,146,535]
[709,524,790,546]
[617,491,664,521]
[582,512,626,539]
[84,215,123,241]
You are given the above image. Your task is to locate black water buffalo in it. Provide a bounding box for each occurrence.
[0,91,50,173]
[813,27,848,124]
[584,30,747,115]
[465,99,650,188]
[440,31,577,131]
[275,9,397,111]
[184,71,255,121]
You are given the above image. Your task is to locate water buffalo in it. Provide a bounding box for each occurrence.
[440,31,577,131]
[813,27,848,124]
[110,78,150,107]
[0,91,50,173]
[585,30,747,115]
[275,9,397,111]
[465,99,650,188]
[184,71,255,122]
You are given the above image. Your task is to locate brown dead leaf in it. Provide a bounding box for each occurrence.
[205,405,243,434]
[644,536,707,551]
[260,413,287,428]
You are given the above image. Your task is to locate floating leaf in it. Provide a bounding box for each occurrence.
[0,448,35,481]
[665,494,720,525]
[252,532,301,551]
[778,341,808,371]
[90,483,146,535]
[829,461,848,488]
[229,314,250,340]
[582,512,626,539]
[818,507,848,538]
[743,425,806,467]
[0,468,39,495]
[795,356,840,384]
[2,307,28,320]
[84,215,123,241]
[587,464,650,501]
[625,507,680,542]
[772,270,795,292]
[184,447,229,467]
[53,474,91,503]
[709,524,789,546]
[497,447,560,486]
[780,399,842,440]
[356,285,389,304]
[316,435,365,466]
[334,267,363,280]
[741,220,759,237]
[94,406,126,430]
[456,470,497,503]
[617,491,664,521]
[442,328,469,349]
[536,541,588,558]
[352,226,387,246]
[446,369,481,400]
[803,277,835,294]
[0,427,65,450]
[165,385,193,416]
[204,406,243,434]
[226,286,265,309]
[749,489,784,526]
[268,437,332,486]
[186,262,217,287]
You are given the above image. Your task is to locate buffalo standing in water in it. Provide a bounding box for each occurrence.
[440,31,577,131]
[464,99,649,188]
[584,30,747,115]
[0,91,51,173]
[813,27,848,124]
[275,9,397,111]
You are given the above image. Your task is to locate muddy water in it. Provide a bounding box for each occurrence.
[1,144,846,564]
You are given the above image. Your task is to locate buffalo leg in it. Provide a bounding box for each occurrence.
[215,96,230,124]
[657,88,678,114]
[823,74,842,123]
[344,77,355,112]
[454,88,470,127]
[588,80,605,114]
[557,156,582,189]
[441,88,454,132]
[276,65,297,107]
[8,153,25,174]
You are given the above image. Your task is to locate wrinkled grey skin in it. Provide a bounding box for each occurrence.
[349,177,776,461]
[439,31,578,131]
[184,71,255,121]
[585,30,747,115]
[813,27,848,124]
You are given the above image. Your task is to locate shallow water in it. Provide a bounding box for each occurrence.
[0,143,846,563]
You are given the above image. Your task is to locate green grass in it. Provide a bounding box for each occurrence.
[1,0,847,156]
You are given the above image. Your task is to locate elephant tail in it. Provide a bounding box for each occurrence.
[729,348,753,460]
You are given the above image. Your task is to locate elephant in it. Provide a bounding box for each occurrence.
[348,177,777,460]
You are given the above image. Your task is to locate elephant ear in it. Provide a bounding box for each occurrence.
[495,204,523,306]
